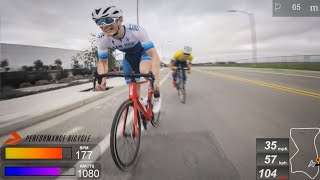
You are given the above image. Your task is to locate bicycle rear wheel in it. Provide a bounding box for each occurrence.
[110,99,141,171]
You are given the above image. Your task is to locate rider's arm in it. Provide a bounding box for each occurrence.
[146,48,160,82]
[95,33,109,90]
[170,52,179,70]
[188,60,192,70]
[132,25,160,83]
[188,54,193,69]
[188,62,192,69]
[95,59,108,91]
[96,33,109,74]
[97,59,108,74]
[186,54,193,73]
[187,62,192,74]
[169,59,174,70]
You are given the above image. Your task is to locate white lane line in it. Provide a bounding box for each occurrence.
[160,71,171,85]
[290,128,320,179]
[225,69,320,79]
[64,126,84,135]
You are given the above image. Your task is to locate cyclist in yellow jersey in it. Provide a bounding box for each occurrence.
[169,46,193,87]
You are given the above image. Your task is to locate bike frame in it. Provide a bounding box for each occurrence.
[174,66,188,87]
[93,71,155,138]
[123,80,153,137]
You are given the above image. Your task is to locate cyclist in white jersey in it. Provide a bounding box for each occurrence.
[92,6,161,113]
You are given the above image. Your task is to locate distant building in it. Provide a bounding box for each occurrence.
[0,43,80,70]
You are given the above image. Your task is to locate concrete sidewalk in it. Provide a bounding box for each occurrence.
[0,77,127,135]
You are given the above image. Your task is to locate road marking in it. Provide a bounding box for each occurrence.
[290,128,320,179]
[64,126,84,135]
[196,69,320,99]
[225,69,320,79]
[160,71,171,85]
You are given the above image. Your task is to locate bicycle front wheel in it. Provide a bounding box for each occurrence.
[177,69,186,104]
[110,99,141,171]
[179,82,186,104]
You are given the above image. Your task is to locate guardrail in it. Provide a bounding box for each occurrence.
[229,55,320,64]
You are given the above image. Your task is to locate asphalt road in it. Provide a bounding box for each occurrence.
[0,67,319,180]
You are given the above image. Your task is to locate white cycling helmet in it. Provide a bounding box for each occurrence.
[91,6,123,21]
[183,46,192,54]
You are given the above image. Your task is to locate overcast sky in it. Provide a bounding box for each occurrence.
[1,0,320,63]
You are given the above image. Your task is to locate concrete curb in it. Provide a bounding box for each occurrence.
[0,84,127,135]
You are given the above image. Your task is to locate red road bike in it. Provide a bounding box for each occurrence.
[94,71,160,171]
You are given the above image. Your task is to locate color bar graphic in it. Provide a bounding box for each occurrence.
[279,175,288,179]
[5,167,60,176]
[4,167,76,176]
[5,147,70,160]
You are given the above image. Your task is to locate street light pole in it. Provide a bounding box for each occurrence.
[249,13,257,65]
[137,0,139,25]
[227,10,257,65]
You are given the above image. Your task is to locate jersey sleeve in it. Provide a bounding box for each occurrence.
[188,54,194,63]
[96,33,109,60]
[131,25,155,51]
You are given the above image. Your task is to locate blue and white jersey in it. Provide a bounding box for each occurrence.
[96,23,154,61]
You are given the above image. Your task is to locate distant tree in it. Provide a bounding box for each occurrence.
[0,59,10,72]
[43,65,49,71]
[21,66,34,71]
[108,49,116,71]
[1,59,9,68]
[82,33,98,69]
[73,60,80,69]
[54,59,62,70]
[34,60,44,71]
[48,65,55,70]
[71,33,116,70]
[71,56,81,69]
[21,66,28,71]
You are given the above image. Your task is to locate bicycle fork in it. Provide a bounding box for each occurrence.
[120,83,139,138]
[126,83,139,137]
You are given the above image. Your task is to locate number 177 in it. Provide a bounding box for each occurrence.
[76,151,93,159]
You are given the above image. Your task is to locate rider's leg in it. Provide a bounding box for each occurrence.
[140,53,161,113]
[182,61,188,83]
[172,60,179,87]
[139,60,152,95]
[172,70,177,79]
[139,56,158,129]
[171,71,177,88]
[139,56,160,96]
[122,57,140,89]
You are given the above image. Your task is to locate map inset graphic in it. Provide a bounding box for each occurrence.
[290,128,320,179]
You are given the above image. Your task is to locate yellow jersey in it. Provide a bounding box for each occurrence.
[171,50,193,63]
